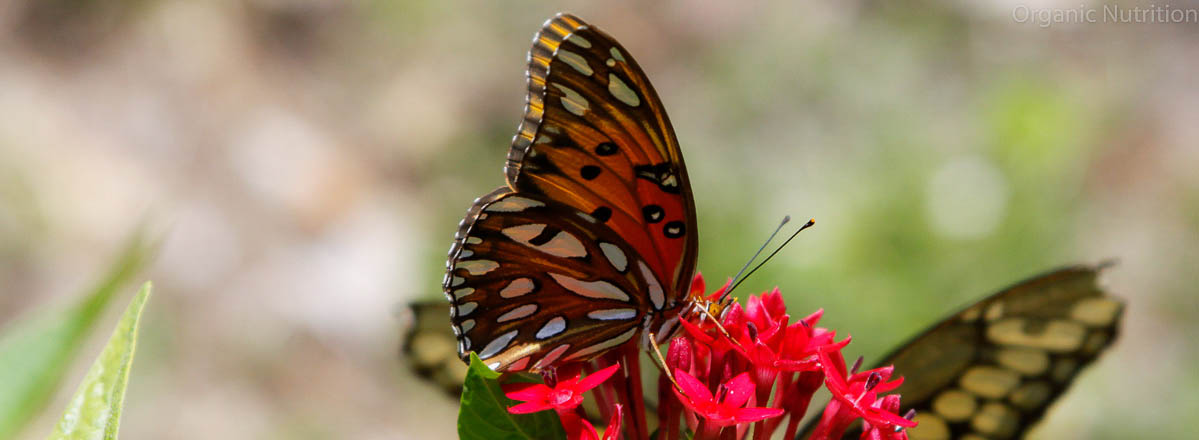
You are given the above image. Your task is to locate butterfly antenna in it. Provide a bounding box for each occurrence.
[647,332,681,390]
[722,216,791,300]
[723,218,815,298]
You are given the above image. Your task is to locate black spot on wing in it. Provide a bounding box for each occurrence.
[633,163,681,194]
[663,221,685,238]
[581,165,602,180]
[528,225,561,246]
[591,206,612,222]
[642,205,664,223]
[595,142,618,156]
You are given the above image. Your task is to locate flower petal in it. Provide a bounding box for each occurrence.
[674,368,714,402]
[721,372,757,408]
[602,404,623,440]
[577,363,621,392]
[507,400,552,414]
[731,407,785,423]
[504,383,553,401]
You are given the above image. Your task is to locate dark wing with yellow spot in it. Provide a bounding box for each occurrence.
[801,264,1124,440]
[401,300,466,397]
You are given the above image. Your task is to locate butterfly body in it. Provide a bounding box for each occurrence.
[444,13,699,373]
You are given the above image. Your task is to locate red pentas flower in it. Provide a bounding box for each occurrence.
[491,273,915,440]
[503,363,620,414]
[808,346,916,440]
[672,369,784,428]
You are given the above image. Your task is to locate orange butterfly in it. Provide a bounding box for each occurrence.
[443,13,701,373]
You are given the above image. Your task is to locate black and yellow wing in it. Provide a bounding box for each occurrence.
[808,264,1124,440]
[400,300,467,397]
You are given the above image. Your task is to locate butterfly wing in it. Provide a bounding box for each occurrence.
[505,13,698,304]
[445,188,670,372]
[803,265,1125,439]
[401,300,466,397]
[443,14,700,373]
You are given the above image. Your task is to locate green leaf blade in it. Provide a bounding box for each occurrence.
[457,353,564,440]
[48,282,151,440]
[0,233,151,440]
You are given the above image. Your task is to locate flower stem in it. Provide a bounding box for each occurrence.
[621,343,649,440]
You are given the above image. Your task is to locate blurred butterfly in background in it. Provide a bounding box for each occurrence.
[400,12,1125,439]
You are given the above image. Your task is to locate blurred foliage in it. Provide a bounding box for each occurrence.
[0,233,151,440]
[48,283,151,440]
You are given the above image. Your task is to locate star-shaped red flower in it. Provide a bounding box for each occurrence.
[503,363,620,414]
[672,369,784,428]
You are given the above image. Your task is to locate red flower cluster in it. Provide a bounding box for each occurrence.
[502,273,916,440]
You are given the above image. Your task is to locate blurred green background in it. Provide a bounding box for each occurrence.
[1,0,1196,439]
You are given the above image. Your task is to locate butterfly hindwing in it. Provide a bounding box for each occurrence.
[803,265,1124,440]
[444,188,667,372]
[505,13,698,303]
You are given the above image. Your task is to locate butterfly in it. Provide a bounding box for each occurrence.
[442,13,702,373]
[802,264,1124,440]
[411,264,1124,439]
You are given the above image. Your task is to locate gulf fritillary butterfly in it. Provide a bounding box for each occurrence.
[443,13,701,373]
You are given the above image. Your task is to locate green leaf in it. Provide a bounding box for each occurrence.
[48,283,151,440]
[457,353,565,440]
[0,232,152,440]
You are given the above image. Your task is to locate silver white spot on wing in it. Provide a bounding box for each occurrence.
[533,344,571,370]
[502,224,587,258]
[485,196,545,212]
[465,236,483,245]
[508,356,531,371]
[500,278,536,298]
[549,273,631,302]
[599,242,628,272]
[457,260,499,275]
[638,261,665,310]
[607,73,641,107]
[609,47,625,62]
[537,316,567,339]
[587,309,637,321]
[497,304,539,323]
[557,50,594,76]
[566,327,637,361]
[566,33,591,48]
[552,83,589,117]
[478,330,519,359]
[460,319,476,333]
[457,301,478,317]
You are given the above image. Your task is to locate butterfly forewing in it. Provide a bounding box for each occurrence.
[445,188,667,372]
[444,13,701,373]
[804,265,1124,440]
[505,13,698,301]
